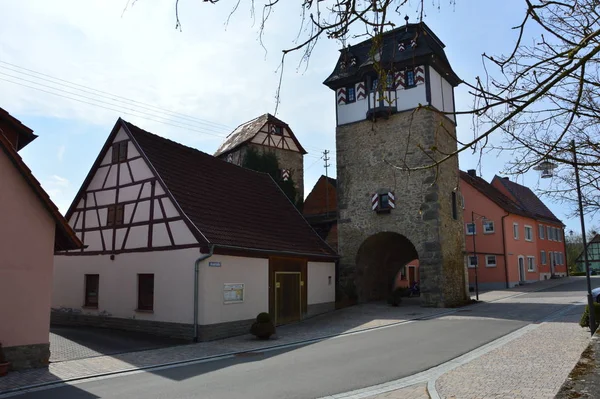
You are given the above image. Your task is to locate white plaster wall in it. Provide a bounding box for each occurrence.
[307,262,336,305]
[85,230,103,251]
[161,198,179,218]
[169,220,197,245]
[129,158,154,181]
[197,255,269,325]
[152,223,171,247]
[53,248,201,324]
[396,84,427,112]
[88,166,109,190]
[337,98,368,125]
[114,128,128,142]
[125,225,149,249]
[95,189,116,206]
[127,141,140,158]
[442,78,456,123]
[429,66,443,111]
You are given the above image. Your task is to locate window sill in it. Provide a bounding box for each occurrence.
[483,231,495,235]
[135,309,154,313]
[485,265,497,268]
[82,305,98,310]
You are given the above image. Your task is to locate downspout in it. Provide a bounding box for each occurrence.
[563,227,569,276]
[193,245,214,343]
[501,212,510,289]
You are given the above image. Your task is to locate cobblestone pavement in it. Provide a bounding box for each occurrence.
[366,384,429,399]
[0,276,586,396]
[435,302,590,399]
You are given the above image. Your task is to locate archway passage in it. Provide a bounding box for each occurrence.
[355,232,419,302]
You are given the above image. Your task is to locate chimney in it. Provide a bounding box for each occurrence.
[467,169,476,177]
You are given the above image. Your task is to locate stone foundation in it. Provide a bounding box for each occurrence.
[306,301,336,318]
[3,343,50,371]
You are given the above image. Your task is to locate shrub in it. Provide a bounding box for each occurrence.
[571,272,587,276]
[256,312,271,323]
[250,312,276,340]
[579,303,600,330]
[387,288,404,307]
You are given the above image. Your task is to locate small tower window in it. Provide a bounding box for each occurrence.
[271,125,283,135]
[405,70,415,88]
[371,78,379,91]
[379,193,390,209]
[346,86,356,103]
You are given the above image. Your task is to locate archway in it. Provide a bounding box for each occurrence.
[355,232,419,302]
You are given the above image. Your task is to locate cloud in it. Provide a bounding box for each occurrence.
[57,145,65,162]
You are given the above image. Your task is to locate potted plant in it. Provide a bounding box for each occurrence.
[0,342,10,377]
[250,312,276,340]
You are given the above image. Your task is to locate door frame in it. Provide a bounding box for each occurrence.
[274,271,303,326]
[518,256,526,284]
[268,256,308,322]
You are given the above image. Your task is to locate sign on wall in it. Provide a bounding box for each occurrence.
[223,283,244,304]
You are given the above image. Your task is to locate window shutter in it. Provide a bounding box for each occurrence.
[119,141,128,161]
[388,191,395,208]
[371,193,379,211]
[107,206,115,226]
[116,204,124,225]
[111,143,119,163]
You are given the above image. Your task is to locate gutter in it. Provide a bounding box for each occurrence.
[212,243,338,260]
[501,211,510,289]
[193,245,214,343]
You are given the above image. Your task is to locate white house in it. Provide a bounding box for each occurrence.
[53,118,337,341]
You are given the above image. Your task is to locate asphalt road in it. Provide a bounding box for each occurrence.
[14,279,591,399]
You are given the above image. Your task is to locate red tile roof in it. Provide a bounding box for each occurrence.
[123,120,336,259]
[492,176,562,224]
[0,130,82,251]
[0,107,38,150]
[460,171,531,217]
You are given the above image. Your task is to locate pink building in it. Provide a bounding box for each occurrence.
[460,170,567,291]
[0,108,82,370]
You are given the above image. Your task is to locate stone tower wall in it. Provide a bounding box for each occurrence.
[336,109,467,307]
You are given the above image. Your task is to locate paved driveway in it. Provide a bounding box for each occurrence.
[50,326,186,362]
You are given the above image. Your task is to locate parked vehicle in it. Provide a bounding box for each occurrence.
[592,287,600,303]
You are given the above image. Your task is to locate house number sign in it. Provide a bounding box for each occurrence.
[223,283,244,304]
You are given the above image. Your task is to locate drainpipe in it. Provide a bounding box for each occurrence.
[193,245,214,342]
[501,212,510,289]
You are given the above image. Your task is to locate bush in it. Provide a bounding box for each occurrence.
[387,288,405,307]
[579,303,600,329]
[571,271,587,276]
[256,312,271,323]
[250,312,276,340]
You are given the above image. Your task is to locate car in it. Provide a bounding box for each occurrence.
[593,287,600,303]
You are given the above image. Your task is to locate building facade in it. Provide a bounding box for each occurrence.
[0,108,82,370]
[461,170,567,291]
[575,234,600,274]
[53,119,336,341]
[323,22,468,306]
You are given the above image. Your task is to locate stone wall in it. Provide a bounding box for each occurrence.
[335,109,468,307]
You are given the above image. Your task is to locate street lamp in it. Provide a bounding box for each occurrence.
[471,211,487,301]
[535,139,596,335]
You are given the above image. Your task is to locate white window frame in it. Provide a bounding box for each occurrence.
[483,220,495,234]
[547,226,553,241]
[539,224,545,240]
[527,256,535,272]
[468,255,478,268]
[513,223,519,239]
[486,255,497,267]
[524,225,533,241]
[466,223,476,235]
[541,250,546,265]
[557,228,562,242]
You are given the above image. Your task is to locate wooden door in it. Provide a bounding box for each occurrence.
[275,272,302,325]
[408,266,416,286]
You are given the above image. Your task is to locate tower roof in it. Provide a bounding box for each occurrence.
[215,113,307,156]
[323,22,460,89]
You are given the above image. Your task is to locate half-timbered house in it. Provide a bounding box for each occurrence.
[53,118,337,341]
[214,113,306,202]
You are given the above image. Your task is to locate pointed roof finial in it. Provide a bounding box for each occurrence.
[404,15,409,31]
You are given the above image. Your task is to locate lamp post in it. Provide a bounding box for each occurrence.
[471,211,487,301]
[535,139,596,335]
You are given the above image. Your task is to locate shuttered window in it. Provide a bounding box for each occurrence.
[111,141,128,163]
[106,204,125,226]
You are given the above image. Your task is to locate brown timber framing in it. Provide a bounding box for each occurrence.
[126,159,135,183]
[148,180,156,247]
[157,196,175,246]
[75,216,183,233]
[112,150,121,253]
[80,194,87,252]
[75,194,169,212]
[93,192,106,252]
[84,177,157,195]
[120,181,146,251]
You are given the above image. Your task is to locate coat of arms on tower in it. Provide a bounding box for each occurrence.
[281,169,291,181]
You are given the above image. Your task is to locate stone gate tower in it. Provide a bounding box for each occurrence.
[323,22,468,307]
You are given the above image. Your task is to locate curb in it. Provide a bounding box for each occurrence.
[0,277,580,397]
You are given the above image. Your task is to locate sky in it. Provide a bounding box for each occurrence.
[0,0,597,236]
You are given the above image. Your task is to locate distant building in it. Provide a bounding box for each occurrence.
[53,119,336,341]
[575,234,600,274]
[303,175,338,251]
[0,108,82,370]
[461,170,567,290]
[214,113,306,203]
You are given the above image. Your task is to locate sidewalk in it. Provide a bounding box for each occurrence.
[0,276,584,396]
